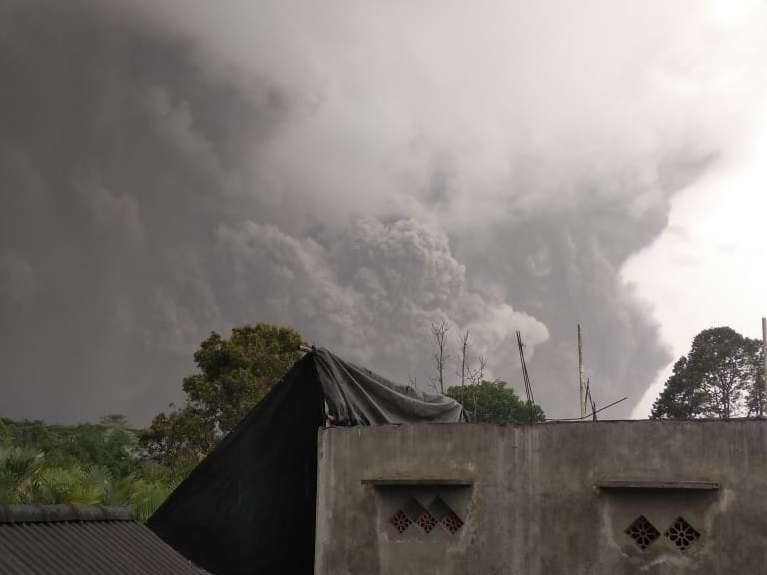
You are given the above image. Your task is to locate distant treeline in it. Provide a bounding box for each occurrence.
[0,416,179,521]
[0,322,547,518]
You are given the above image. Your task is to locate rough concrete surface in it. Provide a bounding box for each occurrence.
[314,420,767,574]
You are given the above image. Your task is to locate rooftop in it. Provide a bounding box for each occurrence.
[0,504,207,574]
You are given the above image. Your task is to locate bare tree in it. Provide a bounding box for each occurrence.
[431,320,451,394]
[459,330,470,388]
[456,330,488,387]
[467,355,487,386]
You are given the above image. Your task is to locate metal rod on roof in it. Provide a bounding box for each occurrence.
[578,324,586,419]
[584,378,597,421]
[548,396,628,422]
[516,330,536,423]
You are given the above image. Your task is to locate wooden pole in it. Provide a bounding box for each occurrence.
[578,324,586,419]
[762,317,766,417]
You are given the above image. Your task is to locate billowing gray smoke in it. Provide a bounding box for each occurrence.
[1,0,732,422]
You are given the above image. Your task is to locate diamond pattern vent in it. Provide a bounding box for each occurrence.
[441,512,464,534]
[387,496,464,536]
[625,515,660,550]
[624,515,702,552]
[665,517,700,551]
[416,511,438,533]
[389,510,411,534]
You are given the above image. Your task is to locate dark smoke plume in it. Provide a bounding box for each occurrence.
[1,0,734,422]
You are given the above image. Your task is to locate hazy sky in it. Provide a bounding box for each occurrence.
[1,0,766,424]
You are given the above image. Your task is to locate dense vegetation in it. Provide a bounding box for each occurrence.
[140,324,303,470]
[0,323,304,520]
[0,416,178,521]
[446,381,545,423]
[0,321,547,518]
[4,323,757,524]
[651,326,765,420]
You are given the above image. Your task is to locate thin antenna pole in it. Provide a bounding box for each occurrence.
[461,330,468,388]
[762,317,766,418]
[578,324,586,419]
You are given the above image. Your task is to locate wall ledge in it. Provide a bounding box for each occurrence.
[361,478,474,486]
[595,479,720,491]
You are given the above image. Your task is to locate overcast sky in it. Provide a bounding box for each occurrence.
[1,0,766,424]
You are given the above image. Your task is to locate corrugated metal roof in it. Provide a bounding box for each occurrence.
[0,505,207,574]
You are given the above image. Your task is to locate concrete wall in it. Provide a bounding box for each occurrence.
[314,420,767,575]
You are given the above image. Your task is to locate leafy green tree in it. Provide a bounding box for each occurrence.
[446,381,545,423]
[60,424,139,478]
[139,407,216,473]
[649,357,706,419]
[6,419,54,450]
[652,327,763,420]
[141,323,303,468]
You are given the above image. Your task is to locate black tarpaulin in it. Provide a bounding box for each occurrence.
[148,348,463,575]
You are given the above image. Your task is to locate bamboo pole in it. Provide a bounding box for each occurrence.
[578,324,586,419]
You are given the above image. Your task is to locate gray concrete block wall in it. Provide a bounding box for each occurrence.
[314,420,767,574]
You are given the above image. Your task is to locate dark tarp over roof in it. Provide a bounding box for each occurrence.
[314,348,464,424]
[148,347,463,575]
[0,504,207,574]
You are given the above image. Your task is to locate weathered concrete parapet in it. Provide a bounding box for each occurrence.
[314,420,767,575]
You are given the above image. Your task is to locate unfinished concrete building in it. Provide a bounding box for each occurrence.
[316,420,767,574]
[149,348,767,574]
